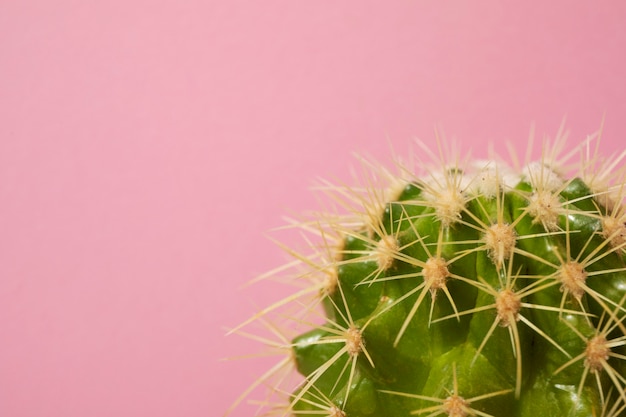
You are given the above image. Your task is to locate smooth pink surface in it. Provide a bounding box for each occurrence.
[1,2,625,416]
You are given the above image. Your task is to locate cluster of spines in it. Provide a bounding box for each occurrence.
[227,131,626,417]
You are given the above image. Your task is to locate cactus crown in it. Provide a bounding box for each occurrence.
[227,131,626,417]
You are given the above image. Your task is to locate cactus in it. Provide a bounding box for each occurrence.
[228,131,626,417]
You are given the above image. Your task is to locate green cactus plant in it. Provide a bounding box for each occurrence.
[228,131,626,417]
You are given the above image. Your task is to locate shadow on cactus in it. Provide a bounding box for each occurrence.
[226,128,626,417]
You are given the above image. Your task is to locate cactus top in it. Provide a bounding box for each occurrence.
[229,135,626,417]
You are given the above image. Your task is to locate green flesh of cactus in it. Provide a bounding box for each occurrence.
[232,138,626,417]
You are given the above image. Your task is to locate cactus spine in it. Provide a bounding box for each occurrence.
[228,132,626,417]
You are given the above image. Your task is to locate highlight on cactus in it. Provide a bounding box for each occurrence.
[226,127,626,417]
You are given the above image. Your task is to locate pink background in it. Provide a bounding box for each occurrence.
[1,2,625,416]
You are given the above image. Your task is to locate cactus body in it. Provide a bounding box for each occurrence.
[230,135,626,417]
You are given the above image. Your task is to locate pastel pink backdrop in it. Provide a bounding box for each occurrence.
[1,2,625,416]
